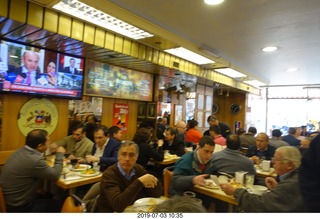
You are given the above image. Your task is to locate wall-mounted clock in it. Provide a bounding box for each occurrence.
[230,103,241,115]
[212,103,220,115]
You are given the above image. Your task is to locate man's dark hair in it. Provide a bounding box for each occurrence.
[288,127,296,135]
[226,134,241,150]
[272,129,282,137]
[94,125,108,136]
[108,126,121,137]
[165,126,177,135]
[72,122,86,133]
[26,129,48,149]
[248,127,257,135]
[209,125,221,134]
[133,128,150,144]
[188,120,198,129]
[207,115,218,123]
[199,135,215,148]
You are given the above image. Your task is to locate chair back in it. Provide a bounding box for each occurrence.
[83,182,100,212]
[163,166,174,197]
[61,194,86,213]
[0,186,7,212]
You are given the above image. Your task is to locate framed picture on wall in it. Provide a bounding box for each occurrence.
[138,102,146,118]
[147,103,156,119]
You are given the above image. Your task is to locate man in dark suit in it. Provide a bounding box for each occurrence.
[62,58,80,75]
[85,125,121,172]
[13,51,41,86]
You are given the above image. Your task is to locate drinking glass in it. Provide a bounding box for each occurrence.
[245,174,254,189]
[183,191,196,198]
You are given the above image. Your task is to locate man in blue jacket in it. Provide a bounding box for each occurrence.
[85,125,121,172]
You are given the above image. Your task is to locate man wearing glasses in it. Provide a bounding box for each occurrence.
[221,146,303,212]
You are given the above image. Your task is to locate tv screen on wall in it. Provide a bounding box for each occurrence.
[85,60,154,101]
[0,39,84,99]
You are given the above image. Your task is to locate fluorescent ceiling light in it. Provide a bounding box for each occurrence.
[165,47,214,65]
[286,67,299,72]
[262,46,278,52]
[215,68,247,78]
[243,80,266,87]
[52,0,153,40]
[204,0,225,5]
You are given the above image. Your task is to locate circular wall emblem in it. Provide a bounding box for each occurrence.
[230,103,241,115]
[212,103,220,114]
[17,98,58,136]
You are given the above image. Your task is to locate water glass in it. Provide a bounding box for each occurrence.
[245,174,254,189]
[183,191,196,198]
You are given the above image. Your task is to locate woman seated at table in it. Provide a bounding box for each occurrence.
[133,128,164,169]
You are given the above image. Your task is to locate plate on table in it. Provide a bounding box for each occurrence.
[132,198,165,212]
[203,179,219,189]
[78,169,101,177]
[71,164,91,172]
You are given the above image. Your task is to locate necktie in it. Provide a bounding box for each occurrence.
[26,72,31,85]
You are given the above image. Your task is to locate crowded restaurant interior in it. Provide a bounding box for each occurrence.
[1,0,320,214]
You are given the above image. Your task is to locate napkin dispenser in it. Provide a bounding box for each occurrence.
[235,171,247,185]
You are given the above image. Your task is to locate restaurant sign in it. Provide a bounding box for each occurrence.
[113,103,129,134]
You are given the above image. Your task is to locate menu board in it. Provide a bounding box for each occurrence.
[85,60,153,101]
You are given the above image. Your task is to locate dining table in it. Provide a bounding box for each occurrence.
[45,155,102,195]
[192,184,238,212]
[152,154,180,166]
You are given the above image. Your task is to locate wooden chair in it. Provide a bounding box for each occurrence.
[61,194,86,213]
[0,186,7,212]
[163,166,174,198]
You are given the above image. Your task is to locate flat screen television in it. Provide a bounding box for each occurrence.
[0,39,84,99]
[85,60,154,101]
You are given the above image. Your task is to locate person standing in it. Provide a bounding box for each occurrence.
[97,141,162,212]
[0,129,65,212]
[203,115,231,138]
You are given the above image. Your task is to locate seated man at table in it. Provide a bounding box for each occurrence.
[221,146,304,212]
[245,132,276,165]
[163,127,185,157]
[210,134,256,177]
[53,123,94,161]
[171,136,215,195]
[0,129,65,212]
[85,125,121,172]
[97,141,163,212]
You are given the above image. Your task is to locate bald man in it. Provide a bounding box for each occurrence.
[14,51,41,86]
[175,120,187,143]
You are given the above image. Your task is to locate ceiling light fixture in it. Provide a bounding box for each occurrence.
[286,68,299,72]
[214,68,247,78]
[52,0,153,40]
[165,47,214,65]
[204,0,225,5]
[243,80,266,88]
[262,46,278,52]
